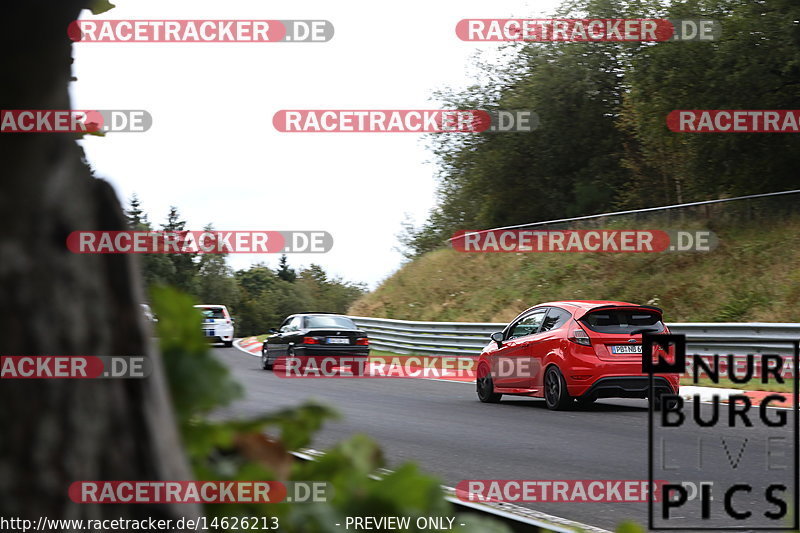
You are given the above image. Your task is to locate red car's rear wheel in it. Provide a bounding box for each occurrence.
[544,366,573,410]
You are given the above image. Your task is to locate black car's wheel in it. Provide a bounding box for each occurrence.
[477,365,502,403]
[261,346,273,370]
[286,347,300,369]
[544,366,572,410]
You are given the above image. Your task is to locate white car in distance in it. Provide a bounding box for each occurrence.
[194,304,235,347]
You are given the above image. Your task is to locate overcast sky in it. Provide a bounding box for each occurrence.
[70,0,562,288]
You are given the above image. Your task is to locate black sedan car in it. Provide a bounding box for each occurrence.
[261,313,369,370]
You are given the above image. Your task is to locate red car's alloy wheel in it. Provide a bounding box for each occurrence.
[544,366,572,410]
[476,365,502,403]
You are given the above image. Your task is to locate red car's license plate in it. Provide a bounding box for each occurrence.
[611,344,642,354]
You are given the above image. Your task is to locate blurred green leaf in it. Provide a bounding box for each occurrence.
[151,285,242,427]
[89,0,115,15]
[616,520,646,533]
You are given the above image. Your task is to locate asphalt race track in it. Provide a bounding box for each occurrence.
[212,345,796,532]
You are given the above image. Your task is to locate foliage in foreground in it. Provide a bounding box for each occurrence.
[151,287,511,533]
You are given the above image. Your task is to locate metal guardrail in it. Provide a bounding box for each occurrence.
[349,316,800,358]
[349,316,503,356]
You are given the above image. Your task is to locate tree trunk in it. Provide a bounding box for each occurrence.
[0,0,199,523]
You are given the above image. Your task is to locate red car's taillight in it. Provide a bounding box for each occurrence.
[302,336,320,344]
[355,338,369,346]
[569,327,591,346]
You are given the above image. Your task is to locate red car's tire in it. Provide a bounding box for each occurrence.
[477,365,502,403]
[544,366,573,410]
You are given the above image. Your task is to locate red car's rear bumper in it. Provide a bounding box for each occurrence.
[562,347,680,398]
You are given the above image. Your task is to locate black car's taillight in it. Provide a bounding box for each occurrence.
[355,338,369,346]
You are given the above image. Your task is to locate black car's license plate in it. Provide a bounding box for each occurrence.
[327,337,349,344]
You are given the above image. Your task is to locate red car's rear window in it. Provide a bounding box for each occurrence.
[580,308,664,334]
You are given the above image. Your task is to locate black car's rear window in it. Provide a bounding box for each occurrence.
[580,308,664,334]
[305,315,357,329]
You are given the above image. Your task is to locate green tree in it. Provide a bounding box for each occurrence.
[236,264,277,298]
[124,195,176,289]
[401,0,800,257]
[405,38,631,255]
[620,0,800,205]
[160,206,199,295]
[297,264,366,313]
[196,223,238,307]
[232,263,366,335]
[125,193,149,229]
[234,265,281,336]
[277,254,297,282]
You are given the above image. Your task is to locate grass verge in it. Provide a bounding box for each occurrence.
[349,216,800,323]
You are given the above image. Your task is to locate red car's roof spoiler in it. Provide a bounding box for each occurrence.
[573,304,663,320]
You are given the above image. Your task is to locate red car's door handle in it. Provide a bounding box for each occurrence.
[517,339,543,347]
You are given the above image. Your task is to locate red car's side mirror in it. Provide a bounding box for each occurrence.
[490,331,505,347]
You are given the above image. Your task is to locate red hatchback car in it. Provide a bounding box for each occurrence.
[476,300,680,410]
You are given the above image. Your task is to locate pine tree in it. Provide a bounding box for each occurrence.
[125,194,150,229]
[160,206,198,295]
[277,254,296,283]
